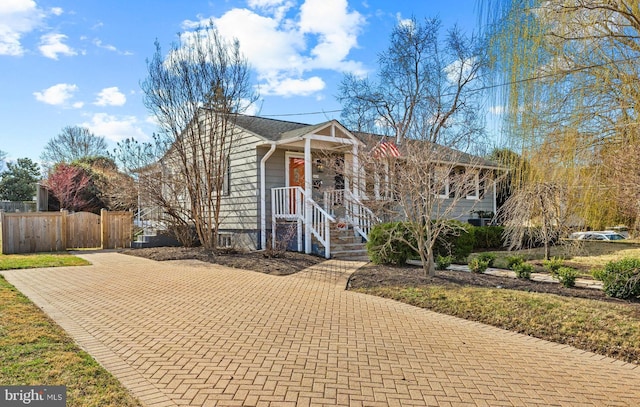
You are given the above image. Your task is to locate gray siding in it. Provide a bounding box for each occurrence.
[217,131,263,233]
[257,146,288,232]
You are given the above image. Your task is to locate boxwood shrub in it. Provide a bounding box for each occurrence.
[366,222,414,265]
[367,220,476,265]
[593,258,640,299]
[434,220,475,263]
[472,226,505,250]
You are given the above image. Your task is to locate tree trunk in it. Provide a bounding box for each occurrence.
[544,240,550,261]
[418,246,436,277]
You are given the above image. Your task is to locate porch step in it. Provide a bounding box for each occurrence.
[331,247,369,261]
[328,225,369,260]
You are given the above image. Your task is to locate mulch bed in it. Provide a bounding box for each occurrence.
[120,247,637,304]
[120,247,325,276]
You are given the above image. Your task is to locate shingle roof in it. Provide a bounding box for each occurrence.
[234,115,313,141]
[352,131,502,169]
[233,114,502,169]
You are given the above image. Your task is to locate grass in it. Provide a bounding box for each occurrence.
[0,276,141,406]
[355,284,640,364]
[470,240,640,276]
[0,253,140,406]
[0,253,90,270]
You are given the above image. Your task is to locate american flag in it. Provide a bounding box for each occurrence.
[372,140,401,158]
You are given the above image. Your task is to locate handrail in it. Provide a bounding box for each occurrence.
[344,190,379,242]
[272,186,335,258]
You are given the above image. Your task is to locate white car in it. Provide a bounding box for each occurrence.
[569,231,626,241]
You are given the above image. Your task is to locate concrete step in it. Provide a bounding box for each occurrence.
[331,248,369,261]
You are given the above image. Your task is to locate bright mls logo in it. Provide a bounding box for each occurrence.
[0,386,66,406]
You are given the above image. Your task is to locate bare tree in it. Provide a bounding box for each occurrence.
[339,17,492,276]
[40,126,108,170]
[140,23,257,250]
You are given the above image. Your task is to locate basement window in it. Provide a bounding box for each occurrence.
[218,233,233,248]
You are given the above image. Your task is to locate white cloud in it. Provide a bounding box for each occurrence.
[259,76,325,97]
[489,105,505,115]
[248,0,287,8]
[93,39,116,52]
[396,13,413,29]
[33,83,80,106]
[444,57,477,83]
[82,113,148,142]
[39,32,76,59]
[181,0,366,98]
[0,0,45,56]
[50,7,63,16]
[94,87,126,106]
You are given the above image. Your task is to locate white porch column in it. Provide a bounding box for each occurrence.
[352,143,360,198]
[304,136,312,254]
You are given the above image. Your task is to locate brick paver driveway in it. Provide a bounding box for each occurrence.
[3,252,640,406]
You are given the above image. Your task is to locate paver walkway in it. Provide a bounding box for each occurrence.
[3,252,640,406]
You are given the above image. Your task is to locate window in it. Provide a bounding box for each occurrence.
[433,167,449,199]
[466,171,480,200]
[218,233,233,248]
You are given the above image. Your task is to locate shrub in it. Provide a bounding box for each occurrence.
[542,257,564,277]
[556,267,579,288]
[472,226,505,250]
[366,222,414,265]
[434,220,475,263]
[476,252,496,267]
[593,258,640,299]
[435,254,452,270]
[513,262,533,279]
[506,255,524,269]
[468,257,489,273]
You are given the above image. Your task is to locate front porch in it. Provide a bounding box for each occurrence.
[270,186,377,259]
[258,120,377,259]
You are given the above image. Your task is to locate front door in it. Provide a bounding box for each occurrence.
[288,157,305,189]
[287,156,305,215]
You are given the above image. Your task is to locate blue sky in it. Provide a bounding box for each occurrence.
[0,0,484,165]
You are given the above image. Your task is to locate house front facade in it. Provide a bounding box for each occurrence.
[138,114,501,258]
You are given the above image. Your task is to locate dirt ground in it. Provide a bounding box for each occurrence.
[120,247,625,303]
[120,247,326,276]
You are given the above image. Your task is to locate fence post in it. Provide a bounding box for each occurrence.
[100,209,108,249]
[60,210,68,250]
[0,211,4,254]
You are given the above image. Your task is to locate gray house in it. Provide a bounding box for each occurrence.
[138,115,501,258]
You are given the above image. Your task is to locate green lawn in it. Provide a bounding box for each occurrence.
[0,253,90,270]
[0,253,140,406]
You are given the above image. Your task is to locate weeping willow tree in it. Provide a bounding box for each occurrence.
[481,1,640,239]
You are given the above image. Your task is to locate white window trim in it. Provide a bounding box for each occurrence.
[466,172,480,200]
[437,178,450,199]
[434,166,449,199]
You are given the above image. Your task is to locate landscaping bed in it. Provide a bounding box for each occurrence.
[121,247,325,275]
[348,263,618,302]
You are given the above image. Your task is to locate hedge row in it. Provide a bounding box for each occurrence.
[366,222,505,265]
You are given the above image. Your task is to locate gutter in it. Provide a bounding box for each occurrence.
[260,143,277,250]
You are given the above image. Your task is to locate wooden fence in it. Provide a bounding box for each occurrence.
[0,209,133,254]
[0,201,37,213]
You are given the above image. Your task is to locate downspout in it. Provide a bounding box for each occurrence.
[260,143,277,250]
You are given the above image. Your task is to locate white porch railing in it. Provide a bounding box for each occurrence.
[323,189,344,217]
[272,186,335,258]
[324,189,379,241]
